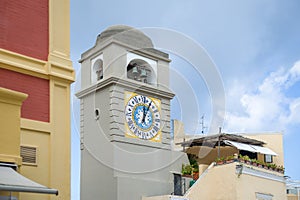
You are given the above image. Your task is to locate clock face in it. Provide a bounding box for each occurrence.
[125,93,161,141]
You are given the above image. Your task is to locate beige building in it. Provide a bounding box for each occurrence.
[143,120,288,200]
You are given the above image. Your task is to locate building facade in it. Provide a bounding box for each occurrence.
[183,133,286,200]
[168,124,288,200]
[0,0,74,199]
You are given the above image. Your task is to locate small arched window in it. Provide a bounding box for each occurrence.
[95,108,100,120]
[92,59,103,82]
[127,59,154,84]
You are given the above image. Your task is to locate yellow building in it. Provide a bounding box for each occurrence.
[0,0,74,199]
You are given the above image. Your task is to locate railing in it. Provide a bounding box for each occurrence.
[215,158,284,174]
[236,163,286,182]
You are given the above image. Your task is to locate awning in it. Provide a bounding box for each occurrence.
[224,140,256,152]
[251,145,277,156]
[224,140,277,156]
[0,166,58,195]
[178,133,265,147]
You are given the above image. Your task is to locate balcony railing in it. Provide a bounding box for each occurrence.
[215,157,284,174]
[235,163,286,183]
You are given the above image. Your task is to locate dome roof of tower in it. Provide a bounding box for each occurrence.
[96,25,154,48]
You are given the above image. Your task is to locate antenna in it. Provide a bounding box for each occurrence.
[200,114,207,134]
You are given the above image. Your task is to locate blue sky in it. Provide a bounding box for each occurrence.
[70,1,300,199]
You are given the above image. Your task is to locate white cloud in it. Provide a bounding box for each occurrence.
[286,98,300,125]
[288,61,300,87]
[224,61,300,133]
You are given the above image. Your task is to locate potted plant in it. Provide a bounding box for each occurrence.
[265,163,271,170]
[277,165,285,174]
[239,155,250,164]
[192,167,199,180]
[226,155,235,163]
[215,157,225,165]
[270,163,277,171]
[188,154,199,180]
[242,155,251,164]
[251,159,258,166]
[257,160,264,168]
[182,164,193,177]
[239,154,245,163]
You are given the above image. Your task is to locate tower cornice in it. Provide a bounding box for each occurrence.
[75,76,175,100]
[79,38,171,64]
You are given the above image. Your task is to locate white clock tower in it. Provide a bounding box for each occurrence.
[76,25,188,200]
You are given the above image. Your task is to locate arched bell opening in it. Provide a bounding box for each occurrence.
[127,59,155,85]
[92,59,103,83]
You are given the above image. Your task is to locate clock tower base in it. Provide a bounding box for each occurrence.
[80,143,188,200]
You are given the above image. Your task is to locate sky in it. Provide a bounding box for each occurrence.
[70,1,300,199]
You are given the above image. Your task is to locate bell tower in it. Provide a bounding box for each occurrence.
[76,25,188,200]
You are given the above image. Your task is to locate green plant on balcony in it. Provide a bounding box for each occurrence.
[182,164,193,176]
[192,165,199,172]
[187,154,200,180]
[257,160,264,167]
[269,163,277,170]
[236,155,284,173]
[215,157,225,165]
[277,165,285,173]
[225,155,235,163]
[251,159,258,166]
[188,154,199,172]
[192,168,199,180]
[239,155,251,164]
[263,163,270,169]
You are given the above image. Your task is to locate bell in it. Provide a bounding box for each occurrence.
[140,68,147,78]
[96,69,103,80]
[132,66,139,75]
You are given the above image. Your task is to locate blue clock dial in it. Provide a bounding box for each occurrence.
[133,105,153,130]
[125,94,160,140]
